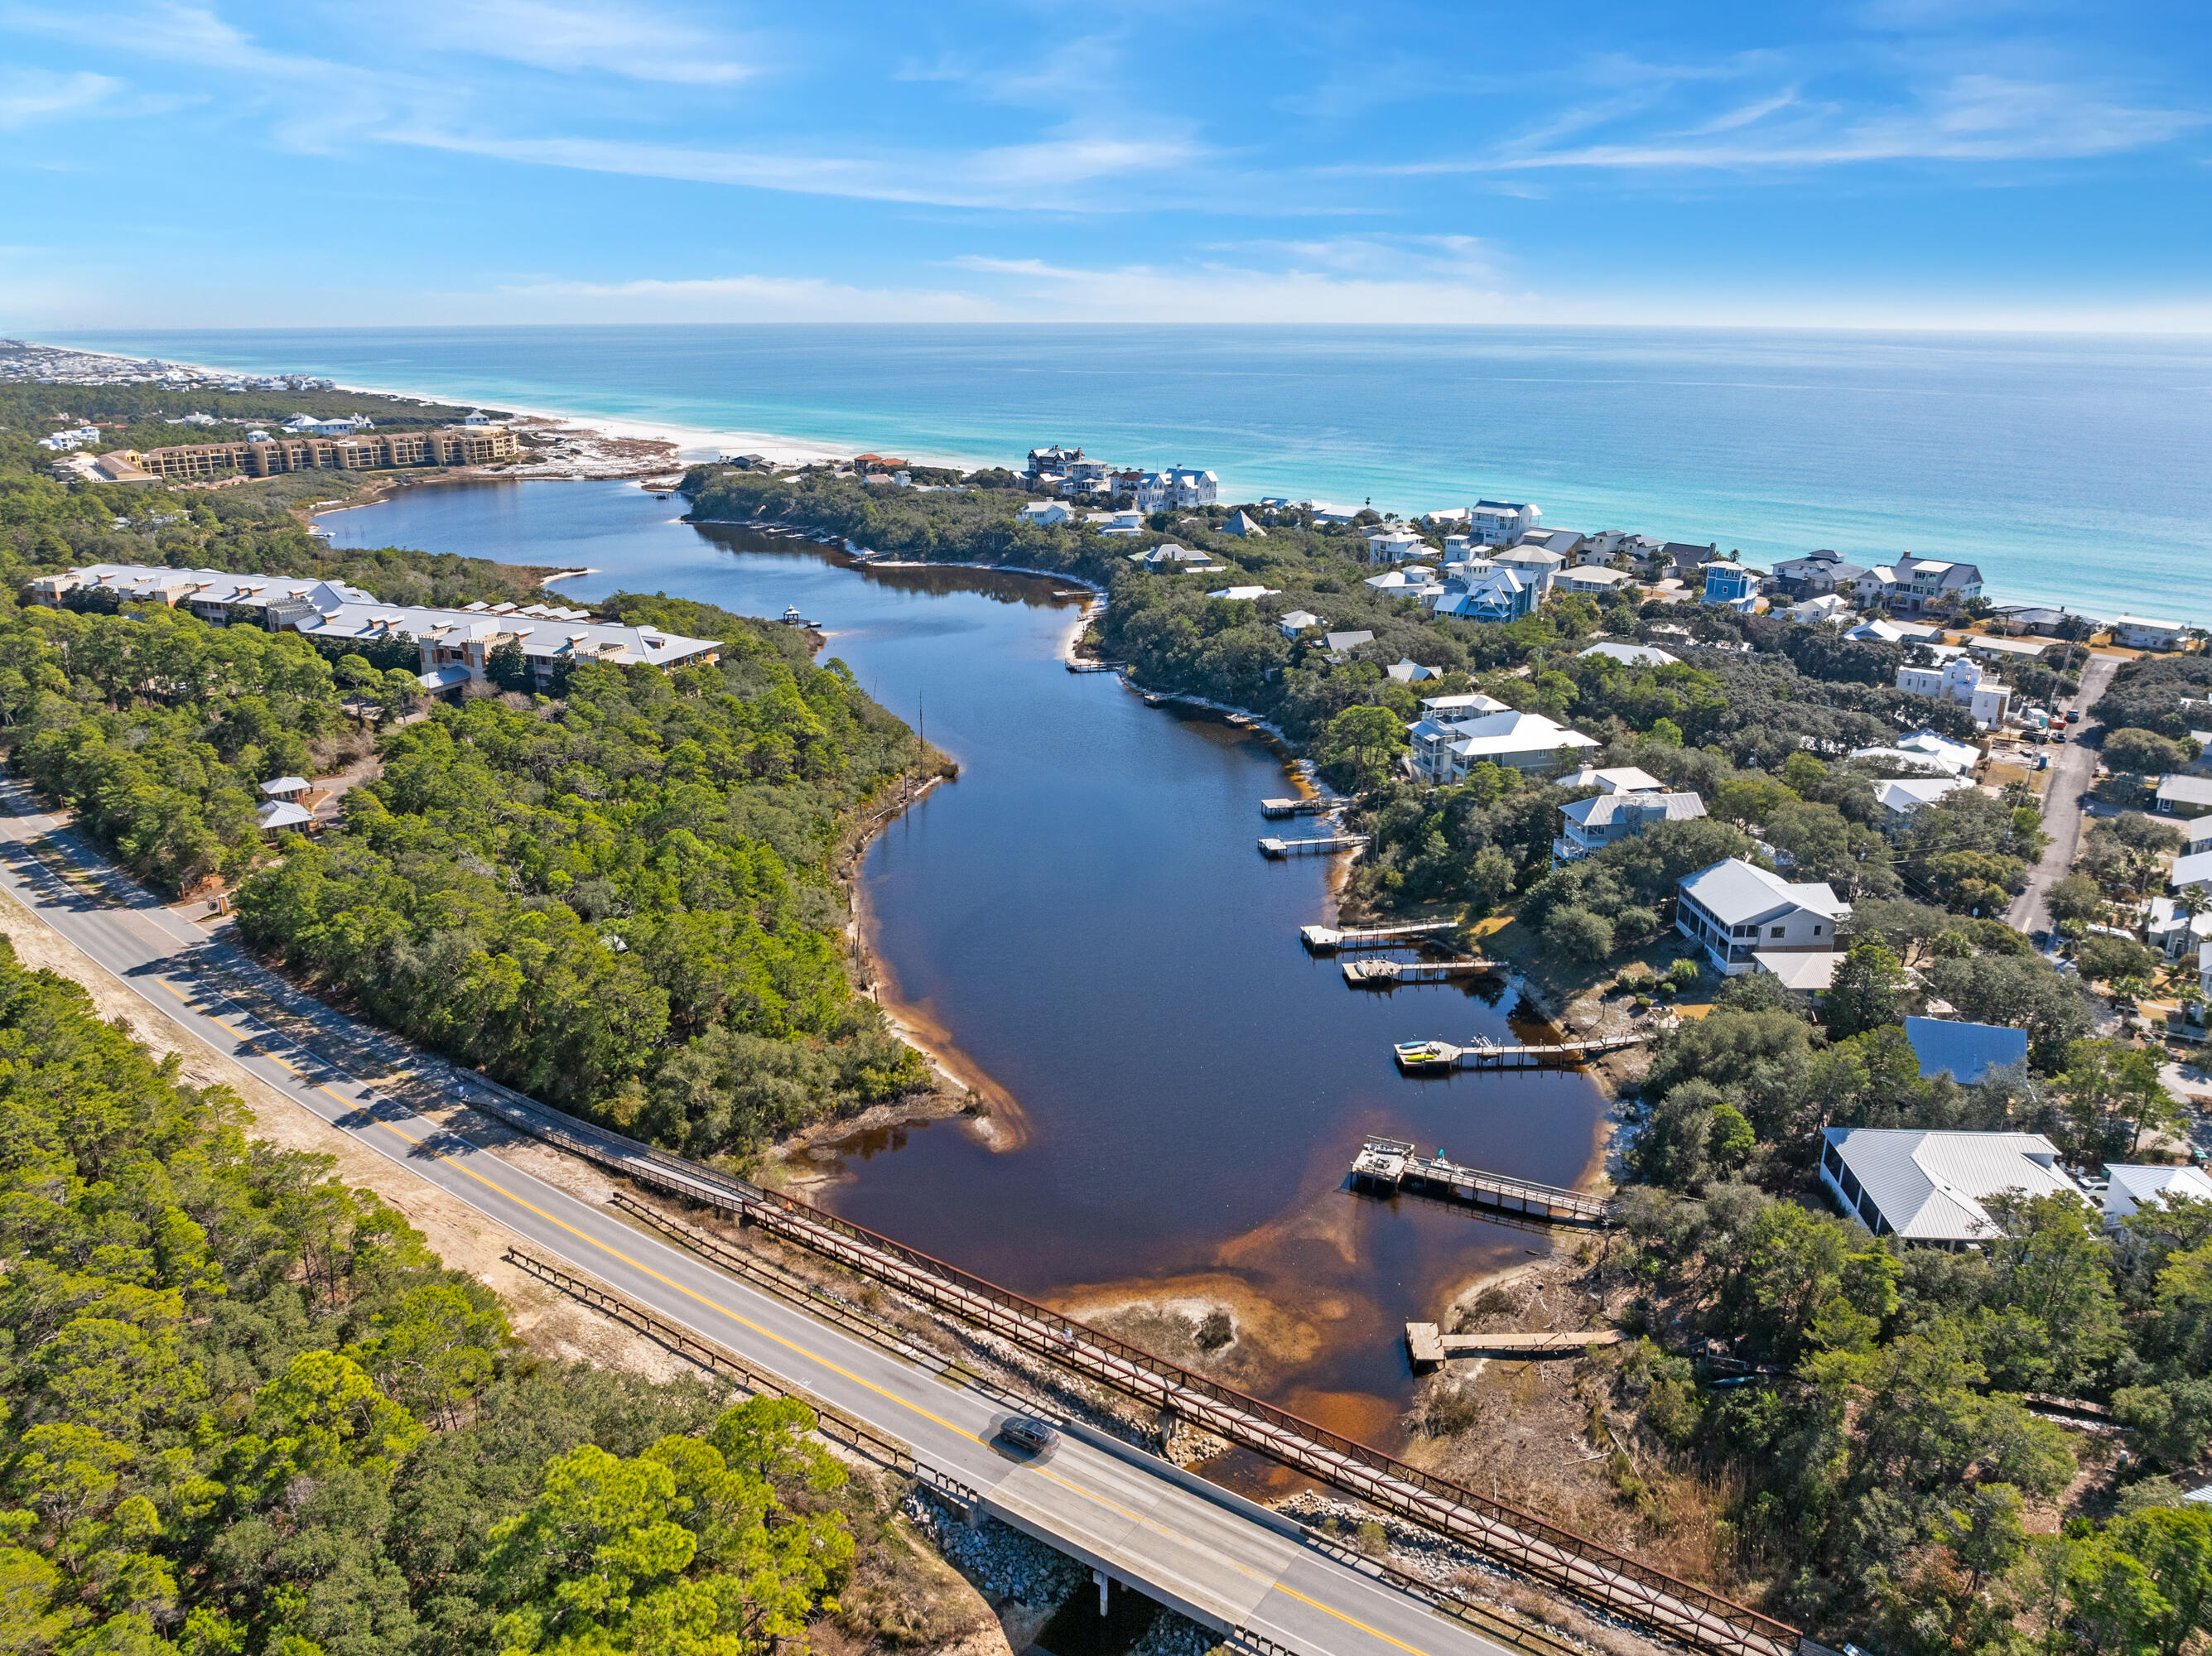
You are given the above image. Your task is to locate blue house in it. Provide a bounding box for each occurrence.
[1905,1017,2029,1083]
[1700,561,1760,613]
[1434,569,1533,623]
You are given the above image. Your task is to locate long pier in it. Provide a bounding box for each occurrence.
[1301,920,1458,952]
[1260,834,1366,859]
[1392,1033,1641,1071]
[1351,1137,1613,1226]
[1343,957,1496,988]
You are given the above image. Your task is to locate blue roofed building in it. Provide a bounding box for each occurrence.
[1905,1017,2029,1083]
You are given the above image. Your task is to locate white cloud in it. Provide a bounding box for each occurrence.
[0,68,119,128]
[397,128,1205,209]
[385,0,759,86]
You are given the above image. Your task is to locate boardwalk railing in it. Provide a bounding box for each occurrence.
[464,1086,1801,1656]
[1351,1137,1613,1226]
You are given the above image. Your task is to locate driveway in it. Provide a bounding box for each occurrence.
[2007,650,2123,935]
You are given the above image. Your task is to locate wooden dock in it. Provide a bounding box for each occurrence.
[1405,1321,1623,1370]
[1260,834,1367,859]
[1066,659,1125,673]
[1351,1136,1612,1226]
[1302,919,1459,952]
[1262,797,1337,819]
[1392,1033,1642,1071]
[1343,957,1496,987]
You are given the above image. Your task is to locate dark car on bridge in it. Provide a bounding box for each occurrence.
[1000,1415,1060,1455]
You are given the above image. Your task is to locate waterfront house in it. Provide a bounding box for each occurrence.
[1166,467,1218,509]
[1365,527,1429,565]
[2156,775,2212,818]
[1025,445,1085,484]
[1966,636,2051,666]
[1467,500,1541,545]
[1664,542,1721,575]
[1409,709,1600,782]
[1018,501,1072,527]
[2113,616,2187,652]
[1699,561,1760,613]
[1675,857,1846,975]
[1554,764,1664,794]
[1896,657,2012,727]
[1420,507,1472,530]
[1308,503,1361,524]
[1771,549,1871,596]
[1553,789,1707,864]
[1277,609,1325,638]
[1223,510,1267,538]
[1557,566,1636,599]
[1873,775,1977,831]
[2103,1163,2212,1227]
[1884,556,1984,614]
[1906,1017,2029,1083]
[1819,1129,2079,1247]
[1577,643,1679,668]
[1988,604,2101,638]
[1128,472,1171,512]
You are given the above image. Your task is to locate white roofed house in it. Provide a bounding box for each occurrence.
[1850,728,1980,777]
[1554,764,1664,794]
[1675,856,1848,975]
[1323,630,1376,658]
[1222,509,1267,538]
[1556,565,1636,599]
[1277,609,1325,639]
[1017,500,1072,527]
[1492,546,1565,599]
[1896,656,2012,729]
[2154,775,2212,818]
[1419,691,1511,716]
[2102,1163,2212,1228]
[259,776,311,801]
[1407,709,1600,782]
[1165,466,1217,509]
[1819,1129,2081,1248]
[1207,585,1279,601]
[1884,555,1983,614]
[1365,527,1429,565]
[1467,500,1540,546]
[1577,643,1679,668]
[1873,775,1977,831]
[2112,616,2187,652]
[2145,895,2212,961]
[1128,542,1222,573]
[1553,790,1707,864]
[1430,566,1535,623]
[1790,593,1855,626]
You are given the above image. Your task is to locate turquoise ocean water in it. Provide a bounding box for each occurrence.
[50,325,2212,623]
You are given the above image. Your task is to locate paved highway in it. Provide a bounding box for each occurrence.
[0,782,1517,1656]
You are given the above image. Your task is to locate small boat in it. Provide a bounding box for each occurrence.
[1393,1041,1455,1070]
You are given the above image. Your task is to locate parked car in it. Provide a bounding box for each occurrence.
[999,1416,1060,1454]
[2067,709,2082,724]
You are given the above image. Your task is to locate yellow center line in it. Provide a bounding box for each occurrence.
[153,976,1446,1656]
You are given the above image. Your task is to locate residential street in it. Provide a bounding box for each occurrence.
[2007,650,2122,936]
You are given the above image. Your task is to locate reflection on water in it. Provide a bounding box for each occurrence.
[318,479,1612,1435]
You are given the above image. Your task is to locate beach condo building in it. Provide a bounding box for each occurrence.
[1467,500,1540,546]
[2113,616,2187,651]
[1819,1129,2079,1247]
[1553,790,1707,864]
[93,426,520,483]
[1895,656,2012,727]
[1406,709,1600,782]
[1699,561,1761,612]
[26,563,719,691]
[1675,856,1847,975]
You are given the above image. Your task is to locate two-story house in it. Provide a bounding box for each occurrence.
[1408,709,1601,782]
[1553,790,1707,864]
[1676,857,1848,975]
[1467,500,1541,545]
[1699,561,1760,613]
[1429,567,1533,623]
[1884,555,1984,614]
[1895,656,2012,727]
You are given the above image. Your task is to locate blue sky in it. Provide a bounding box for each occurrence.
[2,1,2206,330]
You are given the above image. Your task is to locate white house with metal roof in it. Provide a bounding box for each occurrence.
[1554,764,1664,794]
[1408,709,1601,783]
[1578,642,1679,668]
[1819,1128,2081,1246]
[2101,1163,2212,1227]
[2157,775,2212,818]
[1675,857,1848,975]
[1873,775,1977,830]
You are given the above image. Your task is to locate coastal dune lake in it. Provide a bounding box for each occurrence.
[319,479,1613,1443]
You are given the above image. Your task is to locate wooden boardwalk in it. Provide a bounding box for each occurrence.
[1301,919,1458,952]
[1392,1033,1642,1071]
[1351,1136,1612,1226]
[1344,957,1496,987]
[1405,1321,1622,1370]
[1260,834,1367,859]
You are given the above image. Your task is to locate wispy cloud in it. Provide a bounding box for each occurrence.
[499,272,997,320]
[0,67,119,128]
[1357,72,2201,174]
[398,128,1206,209]
[386,0,759,86]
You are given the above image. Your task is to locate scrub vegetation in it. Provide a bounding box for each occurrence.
[0,440,933,1161]
[0,932,933,1656]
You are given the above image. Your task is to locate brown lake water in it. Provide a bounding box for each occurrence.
[318,479,1614,1447]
